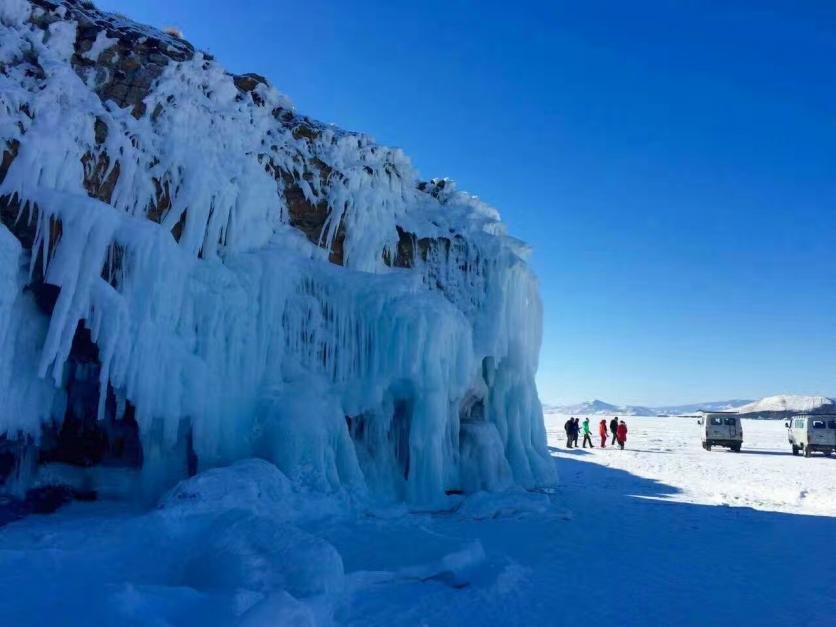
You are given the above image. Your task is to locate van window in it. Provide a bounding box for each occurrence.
[812,420,826,429]
[829,420,836,429]
[794,419,805,428]
[710,417,723,425]
[723,417,737,426]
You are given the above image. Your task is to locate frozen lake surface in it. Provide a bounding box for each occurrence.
[1,415,834,626]
[544,413,836,516]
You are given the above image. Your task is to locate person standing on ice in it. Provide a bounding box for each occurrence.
[572,418,581,447]
[599,419,608,448]
[616,420,628,450]
[610,416,619,445]
[581,418,594,448]
[564,417,575,448]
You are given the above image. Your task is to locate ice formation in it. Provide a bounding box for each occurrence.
[0,0,555,505]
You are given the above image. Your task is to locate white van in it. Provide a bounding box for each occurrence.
[786,415,836,457]
[696,412,743,451]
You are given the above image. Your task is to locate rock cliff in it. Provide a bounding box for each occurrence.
[0,0,555,504]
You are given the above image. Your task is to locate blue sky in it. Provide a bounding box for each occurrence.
[99,0,836,405]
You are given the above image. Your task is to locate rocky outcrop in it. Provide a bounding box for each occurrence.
[0,0,554,506]
[1,1,489,272]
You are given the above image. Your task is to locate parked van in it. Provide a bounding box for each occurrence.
[786,415,836,457]
[696,412,743,451]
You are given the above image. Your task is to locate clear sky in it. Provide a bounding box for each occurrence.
[98,0,836,405]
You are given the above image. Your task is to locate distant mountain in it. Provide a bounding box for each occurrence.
[653,400,753,415]
[544,395,836,419]
[546,399,656,416]
[735,395,835,418]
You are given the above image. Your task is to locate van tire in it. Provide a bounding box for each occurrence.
[804,445,812,458]
[703,442,711,451]
[732,444,741,452]
[791,445,799,456]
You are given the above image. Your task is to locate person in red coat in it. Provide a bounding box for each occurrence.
[598,419,608,448]
[616,420,628,450]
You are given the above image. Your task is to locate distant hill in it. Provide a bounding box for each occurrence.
[544,395,835,418]
[735,395,835,419]
[546,399,655,416]
[653,400,753,415]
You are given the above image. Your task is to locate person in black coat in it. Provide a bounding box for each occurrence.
[610,416,619,445]
[572,418,581,447]
[564,417,575,448]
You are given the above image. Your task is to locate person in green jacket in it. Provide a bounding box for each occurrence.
[581,417,594,448]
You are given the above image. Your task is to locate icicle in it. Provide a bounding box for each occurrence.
[0,2,555,503]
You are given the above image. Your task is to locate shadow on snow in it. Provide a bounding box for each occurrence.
[535,453,836,626]
[338,454,836,626]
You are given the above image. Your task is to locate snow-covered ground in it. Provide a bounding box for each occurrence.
[1,415,834,626]
[544,413,836,516]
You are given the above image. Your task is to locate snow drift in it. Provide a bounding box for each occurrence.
[0,0,554,505]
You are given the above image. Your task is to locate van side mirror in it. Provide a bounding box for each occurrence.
[784,422,789,428]
[697,419,703,425]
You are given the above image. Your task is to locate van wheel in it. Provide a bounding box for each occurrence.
[804,445,812,458]
[791,445,799,456]
[732,444,741,452]
[703,442,711,451]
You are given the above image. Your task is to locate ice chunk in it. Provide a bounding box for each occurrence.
[159,459,294,517]
[237,591,317,627]
[399,540,486,588]
[179,513,344,599]
[456,490,551,520]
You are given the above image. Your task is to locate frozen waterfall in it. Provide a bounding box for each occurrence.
[0,0,555,505]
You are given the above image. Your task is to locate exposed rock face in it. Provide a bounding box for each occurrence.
[2,2,376,264]
[0,0,555,505]
[0,1,483,272]
[34,0,194,113]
